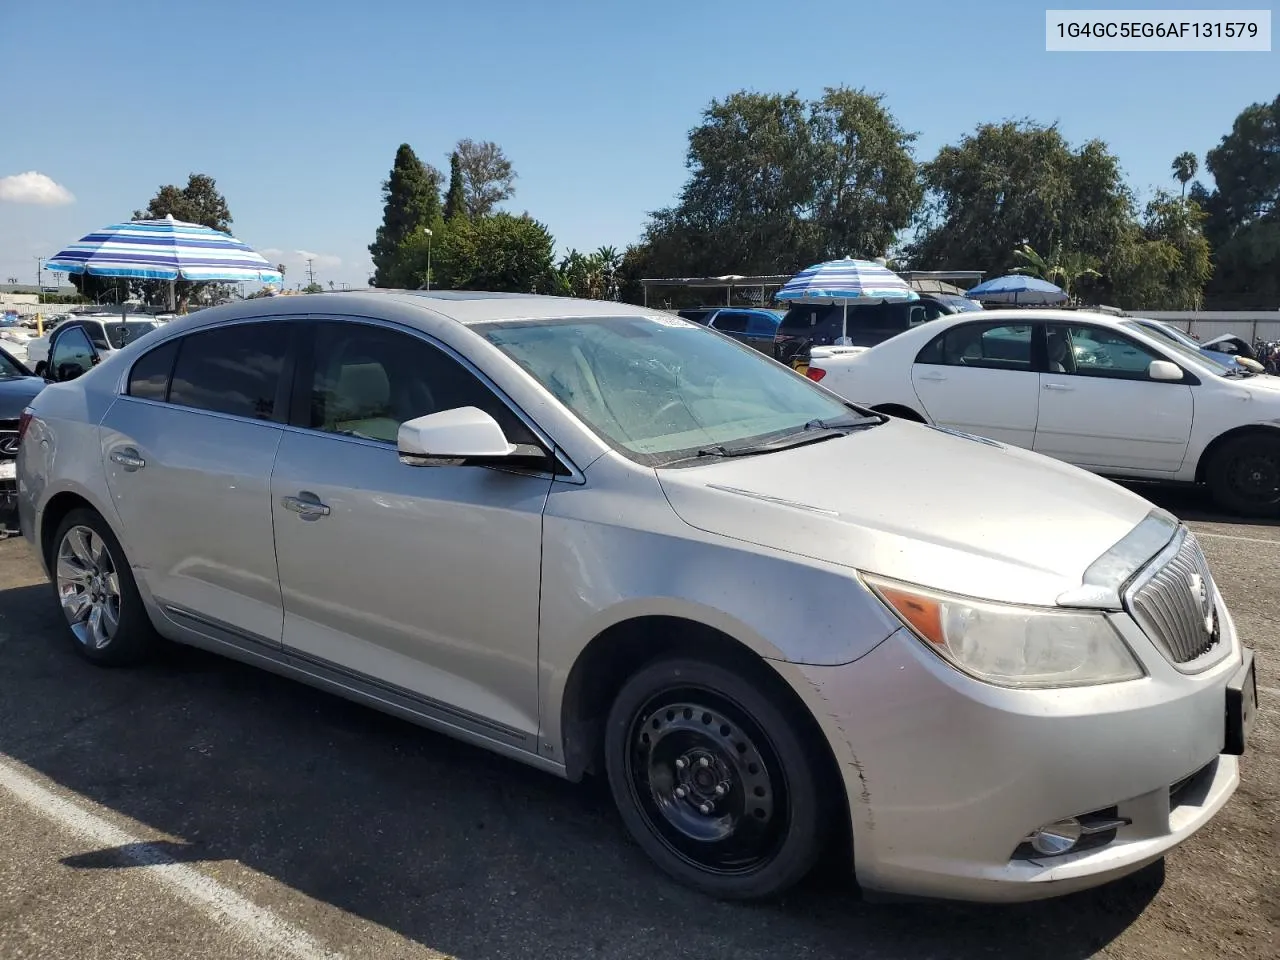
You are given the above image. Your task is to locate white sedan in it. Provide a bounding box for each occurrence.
[806,309,1280,517]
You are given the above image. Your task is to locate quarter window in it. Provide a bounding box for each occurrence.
[168,323,291,419]
[916,323,1034,371]
[1048,324,1166,380]
[308,322,536,446]
[127,340,180,400]
[50,327,96,381]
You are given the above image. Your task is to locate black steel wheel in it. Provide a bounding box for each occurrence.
[605,656,829,900]
[1207,434,1280,518]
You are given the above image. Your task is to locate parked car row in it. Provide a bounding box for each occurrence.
[17,291,1257,906]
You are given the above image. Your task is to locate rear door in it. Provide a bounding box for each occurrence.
[1033,323,1193,473]
[99,320,294,647]
[910,321,1040,447]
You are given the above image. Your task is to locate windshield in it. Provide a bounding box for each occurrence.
[106,321,158,349]
[0,352,27,379]
[1121,320,1237,374]
[479,314,867,465]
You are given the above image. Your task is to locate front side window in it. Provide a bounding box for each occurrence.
[479,314,863,464]
[916,323,1034,371]
[168,322,291,419]
[50,327,96,381]
[1049,324,1166,380]
[308,322,536,445]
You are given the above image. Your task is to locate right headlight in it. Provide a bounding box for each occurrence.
[862,574,1145,689]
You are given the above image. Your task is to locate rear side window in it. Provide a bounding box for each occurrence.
[711,311,750,334]
[168,323,291,420]
[127,340,180,400]
[746,313,779,337]
[916,323,1034,371]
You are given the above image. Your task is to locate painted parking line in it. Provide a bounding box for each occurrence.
[0,756,345,960]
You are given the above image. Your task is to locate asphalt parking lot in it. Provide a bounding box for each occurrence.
[0,484,1276,960]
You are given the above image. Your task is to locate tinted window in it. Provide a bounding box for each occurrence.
[746,312,780,337]
[677,310,715,325]
[50,327,96,381]
[128,340,180,400]
[309,322,536,445]
[917,323,1034,371]
[712,311,750,334]
[82,321,111,350]
[1050,325,1164,381]
[169,323,290,419]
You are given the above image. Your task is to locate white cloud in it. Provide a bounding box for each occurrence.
[0,172,74,205]
[260,248,342,271]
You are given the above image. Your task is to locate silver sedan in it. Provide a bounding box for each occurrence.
[15,291,1258,902]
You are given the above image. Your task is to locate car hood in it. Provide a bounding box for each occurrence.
[0,376,46,416]
[657,421,1157,606]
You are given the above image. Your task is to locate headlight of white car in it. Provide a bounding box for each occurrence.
[862,574,1144,689]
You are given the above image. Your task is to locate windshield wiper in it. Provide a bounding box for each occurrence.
[803,412,880,430]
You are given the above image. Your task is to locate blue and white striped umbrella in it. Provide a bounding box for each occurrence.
[44,215,283,284]
[776,257,917,304]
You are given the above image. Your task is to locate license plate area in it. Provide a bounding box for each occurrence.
[1224,648,1257,756]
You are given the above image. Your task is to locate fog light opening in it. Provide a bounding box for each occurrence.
[1027,818,1083,856]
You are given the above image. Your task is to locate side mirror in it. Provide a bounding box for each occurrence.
[397,406,516,467]
[1148,360,1184,382]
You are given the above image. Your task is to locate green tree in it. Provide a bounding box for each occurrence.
[455,139,517,218]
[405,213,555,293]
[133,173,232,231]
[1197,95,1280,309]
[444,151,467,221]
[905,121,1132,275]
[1108,192,1212,310]
[1171,151,1199,198]
[302,281,324,294]
[638,87,920,279]
[368,144,443,287]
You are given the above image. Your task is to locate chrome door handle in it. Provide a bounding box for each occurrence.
[281,492,330,519]
[1042,383,1074,392]
[109,448,146,471]
[917,372,947,381]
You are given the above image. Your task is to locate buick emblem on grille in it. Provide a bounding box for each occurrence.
[1188,571,1214,635]
[0,437,17,456]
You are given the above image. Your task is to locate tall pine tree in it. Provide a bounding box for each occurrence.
[444,151,467,221]
[369,144,442,287]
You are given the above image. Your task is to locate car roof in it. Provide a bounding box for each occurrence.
[147,290,660,338]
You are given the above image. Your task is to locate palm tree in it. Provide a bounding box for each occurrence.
[1171,152,1198,198]
[1011,243,1101,300]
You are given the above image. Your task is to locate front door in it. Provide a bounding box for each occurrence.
[270,319,552,749]
[909,321,1040,447]
[99,321,294,645]
[1033,323,1194,474]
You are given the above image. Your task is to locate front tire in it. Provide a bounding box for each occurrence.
[1206,434,1280,518]
[604,656,829,900]
[51,508,159,665]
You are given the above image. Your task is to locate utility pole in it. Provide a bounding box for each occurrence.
[34,257,43,292]
[305,258,317,287]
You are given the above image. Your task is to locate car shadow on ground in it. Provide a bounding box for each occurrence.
[1121,482,1280,529]
[0,578,1162,960]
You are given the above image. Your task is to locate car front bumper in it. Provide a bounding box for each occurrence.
[792,606,1248,903]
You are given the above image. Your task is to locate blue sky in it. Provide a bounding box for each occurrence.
[0,0,1275,290]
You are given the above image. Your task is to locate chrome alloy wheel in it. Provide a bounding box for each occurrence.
[56,525,122,650]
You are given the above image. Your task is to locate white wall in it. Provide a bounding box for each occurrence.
[1133,311,1280,342]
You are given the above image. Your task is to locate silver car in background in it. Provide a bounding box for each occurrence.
[16,291,1258,903]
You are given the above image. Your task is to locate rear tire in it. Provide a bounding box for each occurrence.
[604,656,829,900]
[1206,434,1280,518]
[50,508,159,666]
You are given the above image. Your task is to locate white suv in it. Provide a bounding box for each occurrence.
[807,309,1280,516]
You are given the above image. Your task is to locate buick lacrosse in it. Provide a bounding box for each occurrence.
[16,291,1257,902]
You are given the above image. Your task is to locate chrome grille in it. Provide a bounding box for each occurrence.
[1128,531,1221,665]
[0,418,18,462]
